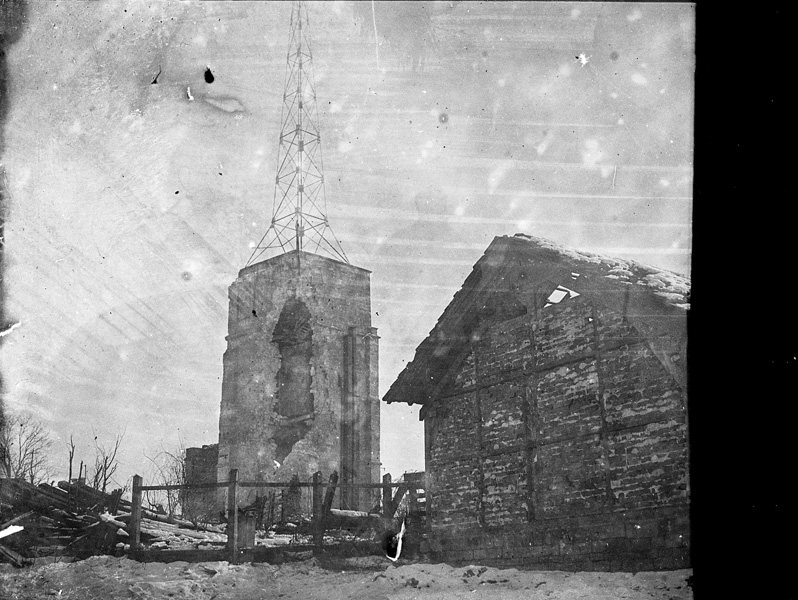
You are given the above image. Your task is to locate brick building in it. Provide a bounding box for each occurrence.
[216,250,380,510]
[383,234,690,571]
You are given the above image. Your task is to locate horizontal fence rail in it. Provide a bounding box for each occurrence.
[138,481,422,491]
[129,469,425,564]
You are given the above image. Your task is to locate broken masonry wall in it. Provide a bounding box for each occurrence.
[217,251,379,511]
[182,444,218,521]
[424,294,689,571]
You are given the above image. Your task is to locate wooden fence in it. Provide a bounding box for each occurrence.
[130,470,425,563]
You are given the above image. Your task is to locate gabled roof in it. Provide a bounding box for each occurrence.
[383,234,690,407]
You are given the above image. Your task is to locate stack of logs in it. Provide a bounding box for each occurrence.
[0,478,218,567]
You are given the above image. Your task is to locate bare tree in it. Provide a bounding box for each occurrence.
[89,431,124,495]
[144,442,214,527]
[144,443,186,517]
[67,434,76,483]
[0,410,54,485]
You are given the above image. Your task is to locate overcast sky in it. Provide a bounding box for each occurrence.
[0,1,693,487]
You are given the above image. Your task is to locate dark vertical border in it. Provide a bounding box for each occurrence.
[0,0,28,436]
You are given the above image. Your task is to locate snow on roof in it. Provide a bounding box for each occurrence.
[383,234,690,407]
[510,234,690,310]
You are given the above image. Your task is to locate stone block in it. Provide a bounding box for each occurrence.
[606,537,631,555]
[629,537,652,555]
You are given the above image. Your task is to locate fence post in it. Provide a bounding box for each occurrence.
[312,472,322,522]
[285,474,301,522]
[382,473,392,518]
[322,470,339,517]
[227,469,239,564]
[314,470,338,550]
[312,471,323,551]
[130,474,143,552]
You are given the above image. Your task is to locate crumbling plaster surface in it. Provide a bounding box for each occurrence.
[423,294,689,571]
[217,252,378,507]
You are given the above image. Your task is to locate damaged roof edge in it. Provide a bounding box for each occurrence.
[382,234,690,407]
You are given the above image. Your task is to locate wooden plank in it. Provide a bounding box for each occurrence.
[139,482,226,492]
[325,510,388,532]
[328,508,377,519]
[117,510,205,530]
[139,480,410,491]
[240,481,406,489]
[0,542,25,567]
[391,483,407,513]
[0,511,35,530]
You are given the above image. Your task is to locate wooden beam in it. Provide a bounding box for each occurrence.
[0,542,25,567]
[0,511,35,531]
[390,483,407,514]
[238,481,407,489]
[139,482,226,492]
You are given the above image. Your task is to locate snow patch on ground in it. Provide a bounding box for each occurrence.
[0,556,693,599]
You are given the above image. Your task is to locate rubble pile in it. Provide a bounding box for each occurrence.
[0,478,224,566]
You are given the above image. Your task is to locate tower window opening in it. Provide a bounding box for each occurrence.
[272,298,314,463]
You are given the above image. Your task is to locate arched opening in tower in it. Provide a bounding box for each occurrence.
[271,297,314,464]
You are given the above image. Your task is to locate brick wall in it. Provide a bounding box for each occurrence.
[424,294,689,571]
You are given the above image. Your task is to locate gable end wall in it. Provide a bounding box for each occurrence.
[424,295,689,571]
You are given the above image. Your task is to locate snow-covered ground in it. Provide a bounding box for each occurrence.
[0,556,693,599]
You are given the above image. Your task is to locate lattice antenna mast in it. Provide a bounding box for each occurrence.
[246,1,348,267]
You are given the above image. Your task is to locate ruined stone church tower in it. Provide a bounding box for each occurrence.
[215,1,379,511]
[216,252,379,510]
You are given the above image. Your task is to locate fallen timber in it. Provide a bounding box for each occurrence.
[0,477,226,566]
[0,470,425,566]
[127,469,426,565]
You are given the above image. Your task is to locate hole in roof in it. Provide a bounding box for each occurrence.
[543,285,580,309]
